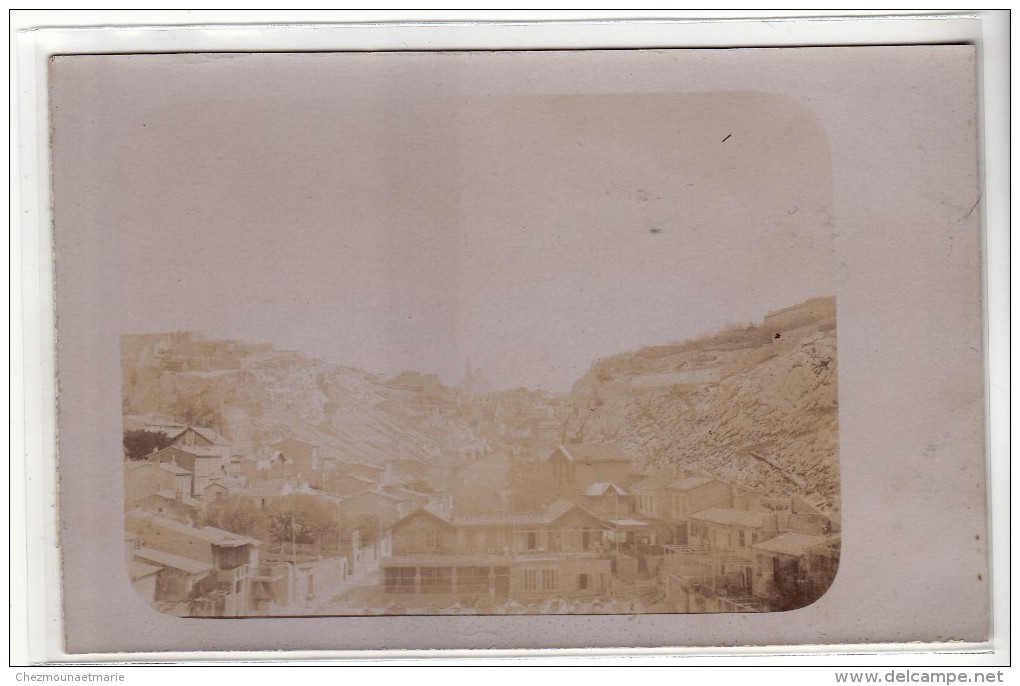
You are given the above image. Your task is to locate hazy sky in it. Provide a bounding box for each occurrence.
[52,52,835,391]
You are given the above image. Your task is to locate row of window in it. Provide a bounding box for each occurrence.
[384,566,604,594]
[419,527,600,552]
[383,566,510,594]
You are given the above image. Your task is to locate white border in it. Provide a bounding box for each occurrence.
[8,10,1010,667]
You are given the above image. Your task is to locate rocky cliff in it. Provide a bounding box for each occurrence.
[564,297,839,515]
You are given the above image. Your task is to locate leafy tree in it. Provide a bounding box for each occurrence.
[167,387,222,429]
[123,430,173,461]
[352,513,381,546]
[197,496,270,541]
[266,494,342,546]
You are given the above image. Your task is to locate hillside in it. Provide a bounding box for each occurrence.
[121,338,481,476]
[564,297,839,514]
[122,297,839,514]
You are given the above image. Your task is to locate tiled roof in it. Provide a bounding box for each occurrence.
[689,507,770,528]
[751,532,828,557]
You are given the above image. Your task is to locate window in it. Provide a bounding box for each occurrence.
[526,531,537,550]
[739,530,745,547]
[458,566,490,594]
[541,569,557,591]
[420,567,453,594]
[578,573,588,590]
[523,569,538,591]
[384,567,416,594]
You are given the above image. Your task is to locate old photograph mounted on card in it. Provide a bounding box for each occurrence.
[52,52,840,618]
[47,30,991,654]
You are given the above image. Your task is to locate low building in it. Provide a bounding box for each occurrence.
[687,506,779,559]
[581,482,632,520]
[666,476,733,544]
[126,512,261,617]
[543,443,633,496]
[132,546,213,605]
[631,477,670,521]
[320,471,378,498]
[168,425,232,460]
[380,501,614,604]
[125,460,194,507]
[147,445,230,496]
[270,437,320,472]
[750,532,839,610]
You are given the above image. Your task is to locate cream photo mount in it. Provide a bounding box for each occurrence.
[12,11,1009,665]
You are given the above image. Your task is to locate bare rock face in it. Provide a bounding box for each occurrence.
[564,298,839,516]
[121,342,481,472]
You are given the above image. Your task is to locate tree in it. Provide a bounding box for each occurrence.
[123,430,172,461]
[197,496,270,541]
[352,513,381,546]
[266,494,342,547]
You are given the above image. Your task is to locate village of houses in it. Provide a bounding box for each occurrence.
[124,324,839,618]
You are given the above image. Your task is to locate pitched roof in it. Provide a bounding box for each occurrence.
[190,426,230,445]
[689,507,771,528]
[153,444,223,459]
[449,500,589,527]
[134,547,213,575]
[667,476,721,492]
[158,462,191,476]
[147,515,259,547]
[391,506,455,529]
[605,518,651,530]
[751,532,828,557]
[584,482,629,497]
[549,443,631,463]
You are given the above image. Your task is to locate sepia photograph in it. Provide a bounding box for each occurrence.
[52,52,840,618]
[34,22,997,658]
